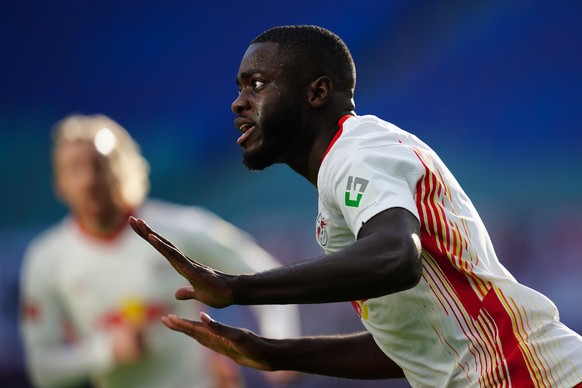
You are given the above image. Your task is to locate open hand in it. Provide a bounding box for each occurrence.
[129,216,234,308]
[161,312,274,372]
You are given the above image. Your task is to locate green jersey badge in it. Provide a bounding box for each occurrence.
[345,176,369,207]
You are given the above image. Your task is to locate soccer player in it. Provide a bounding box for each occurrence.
[19,114,301,388]
[130,25,582,387]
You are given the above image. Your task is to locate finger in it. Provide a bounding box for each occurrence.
[146,226,180,250]
[130,220,198,284]
[200,311,213,325]
[161,314,210,338]
[161,314,189,334]
[130,217,180,251]
[148,234,194,278]
[199,313,256,343]
[199,312,227,334]
[128,216,149,240]
[175,286,197,300]
[162,314,229,355]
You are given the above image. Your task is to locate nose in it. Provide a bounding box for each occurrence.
[78,164,101,188]
[231,93,251,115]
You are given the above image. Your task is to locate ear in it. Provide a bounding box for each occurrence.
[308,76,332,108]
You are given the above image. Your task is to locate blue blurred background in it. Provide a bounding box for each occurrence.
[1,1,581,387]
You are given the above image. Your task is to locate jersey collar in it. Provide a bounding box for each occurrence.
[321,114,353,165]
[74,210,134,243]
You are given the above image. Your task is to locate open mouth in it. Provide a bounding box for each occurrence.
[235,119,256,146]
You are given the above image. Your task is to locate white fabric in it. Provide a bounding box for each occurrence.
[317,115,582,387]
[20,199,300,388]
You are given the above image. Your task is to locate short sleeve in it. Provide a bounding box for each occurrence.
[328,142,424,237]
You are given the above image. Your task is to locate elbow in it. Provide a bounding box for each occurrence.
[399,231,423,290]
[378,239,422,293]
[371,259,421,296]
[399,236,423,290]
[400,253,422,291]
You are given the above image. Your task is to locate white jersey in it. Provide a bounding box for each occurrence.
[316,115,582,387]
[20,199,300,388]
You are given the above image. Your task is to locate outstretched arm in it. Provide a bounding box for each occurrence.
[161,312,404,380]
[129,207,422,307]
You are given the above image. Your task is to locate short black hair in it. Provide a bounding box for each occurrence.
[251,25,356,91]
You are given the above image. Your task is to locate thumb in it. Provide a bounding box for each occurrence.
[175,286,196,300]
[200,312,224,333]
[200,312,219,327]
[200,311,213,323]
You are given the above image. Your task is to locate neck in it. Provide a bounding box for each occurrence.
[75,209,131,240]
[294,110,354,186]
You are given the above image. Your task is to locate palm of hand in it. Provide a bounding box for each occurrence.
[174,263,235,309]
[164,313,273,372]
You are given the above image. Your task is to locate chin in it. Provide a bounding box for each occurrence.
[241,126,293,171]
[242,155,273,171]
[242,148,277,171]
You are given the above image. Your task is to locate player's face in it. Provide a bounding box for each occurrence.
[231,42,304,170]
[54,140,120,221]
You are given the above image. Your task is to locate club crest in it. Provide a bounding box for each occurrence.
[316,213,328,246]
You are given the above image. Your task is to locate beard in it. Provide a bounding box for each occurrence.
[242,101,303,171]
[242,144,279,171]
[242,132,288,171]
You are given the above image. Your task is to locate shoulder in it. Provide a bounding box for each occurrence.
[342,114,407,139]
[325,115,419,166]
[21,218,72,273]
[320,115,426,187]
[138,199,249,240]
[140,199,225,227]
[137,199,271,269]
[25,219,71,255]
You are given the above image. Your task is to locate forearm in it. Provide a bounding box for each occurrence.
[230,208,422,306]
[268,331,403,379]
[231,233,421,305]
[162,312,403,380]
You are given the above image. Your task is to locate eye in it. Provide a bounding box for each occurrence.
[251,79,265,90]
[236,78,266,94]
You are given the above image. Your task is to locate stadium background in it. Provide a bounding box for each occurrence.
[1,1,581,387]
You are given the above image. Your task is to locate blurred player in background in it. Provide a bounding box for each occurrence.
[132,25,582,387]
[19,114,301,388]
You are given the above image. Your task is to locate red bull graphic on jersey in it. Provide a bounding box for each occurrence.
[99,298,169,329]
[345,176,369,207]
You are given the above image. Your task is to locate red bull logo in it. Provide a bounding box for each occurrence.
[99,298,169,329]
